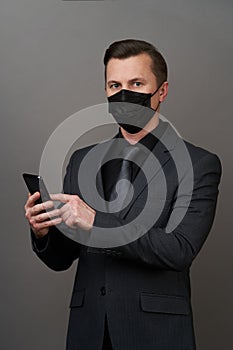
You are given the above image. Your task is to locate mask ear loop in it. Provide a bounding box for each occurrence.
[150,81,164,98]
[150,81,164,111]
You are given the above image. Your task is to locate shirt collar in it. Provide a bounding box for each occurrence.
[117,117,166,154]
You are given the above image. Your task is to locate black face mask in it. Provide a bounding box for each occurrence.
[107,84,162,134]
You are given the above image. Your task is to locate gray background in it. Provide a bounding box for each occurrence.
[0,0,232,349]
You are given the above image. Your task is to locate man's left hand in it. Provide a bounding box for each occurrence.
[50,194,96,231]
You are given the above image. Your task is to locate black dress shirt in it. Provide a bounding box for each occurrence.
[101,119,166,202]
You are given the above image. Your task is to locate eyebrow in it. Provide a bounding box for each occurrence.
[107,77,147,86]
[107,80,119,85]
[129,77,147,83]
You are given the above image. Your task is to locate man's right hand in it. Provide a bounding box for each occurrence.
[24,192,62,239]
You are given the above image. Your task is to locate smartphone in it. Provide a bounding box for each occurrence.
[22,173,51,205]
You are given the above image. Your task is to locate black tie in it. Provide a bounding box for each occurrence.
[108,145,140,214]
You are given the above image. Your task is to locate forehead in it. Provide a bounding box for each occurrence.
[106,53,155,81]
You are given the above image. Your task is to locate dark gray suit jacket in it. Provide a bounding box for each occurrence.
[31,120,222,350]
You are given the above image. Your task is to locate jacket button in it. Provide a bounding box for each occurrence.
[100,286,106,296]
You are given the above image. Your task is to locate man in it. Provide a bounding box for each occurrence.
[24,39,222,350]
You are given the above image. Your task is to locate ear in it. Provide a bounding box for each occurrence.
[159,81,169,102]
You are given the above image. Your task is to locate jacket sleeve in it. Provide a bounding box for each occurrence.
[30,153,81,271]
[92,153,222,271]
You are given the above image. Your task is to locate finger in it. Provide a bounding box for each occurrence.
[50,193,76,203]
[25,192,41,208]
[64,217,75,229]
[35,208,61,223]
[59,202,81,223]
[32,217,62,231]
[63,214,78,229]
[58,202,71,215]
[31,200,54,215]
[60,209,72,223]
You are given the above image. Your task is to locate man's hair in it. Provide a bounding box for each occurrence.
[103,39,168,86]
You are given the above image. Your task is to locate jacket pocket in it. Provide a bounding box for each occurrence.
[70,289,85,308]
[140,293,190,315]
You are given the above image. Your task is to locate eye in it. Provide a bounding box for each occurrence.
[134,82,142,87]
[110,83,120,89]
